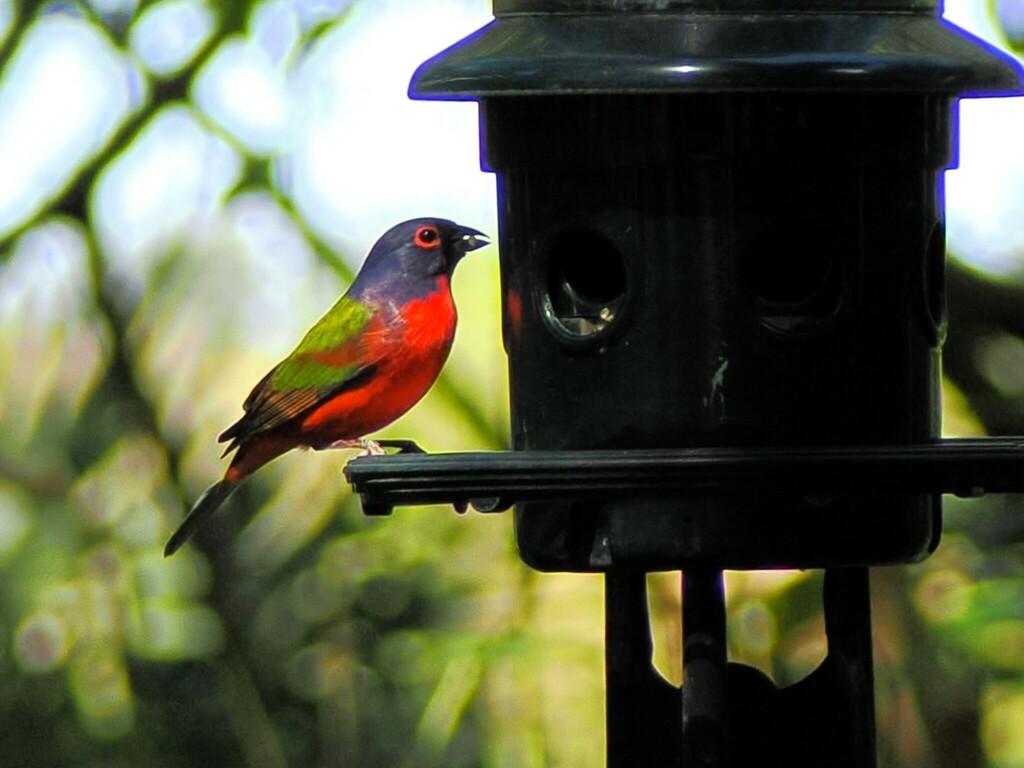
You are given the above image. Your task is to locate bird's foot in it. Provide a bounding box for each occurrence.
[329,438,425,456]
[358,439,386,456]
[326,438,386,456]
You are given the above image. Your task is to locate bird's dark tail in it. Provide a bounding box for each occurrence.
[164,479,236,557]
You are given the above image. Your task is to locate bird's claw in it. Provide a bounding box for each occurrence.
[334,438,426,456]
[373,439,426,454]
[324,438,385,456]
[360,439,386,456]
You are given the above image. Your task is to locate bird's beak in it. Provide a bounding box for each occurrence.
[456,226,490,253]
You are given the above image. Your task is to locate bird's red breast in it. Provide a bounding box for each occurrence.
[299,277,457,441]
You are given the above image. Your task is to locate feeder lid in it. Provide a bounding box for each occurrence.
[410,3,1023,99]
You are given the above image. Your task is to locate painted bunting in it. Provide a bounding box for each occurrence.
[164,218,489,556]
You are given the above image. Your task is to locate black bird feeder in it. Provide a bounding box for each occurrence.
[345,0,1024,765]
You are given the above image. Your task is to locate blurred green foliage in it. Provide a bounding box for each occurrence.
[0,1,1023,767]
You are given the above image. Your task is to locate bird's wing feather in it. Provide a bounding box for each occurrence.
[241,368,274,413]
[219,359,380,453]
[218,296,393,450]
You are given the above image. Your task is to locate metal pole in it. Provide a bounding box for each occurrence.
[605,571,682,767]
[682,569,730,767]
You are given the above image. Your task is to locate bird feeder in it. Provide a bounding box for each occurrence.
[346,0,1024,764]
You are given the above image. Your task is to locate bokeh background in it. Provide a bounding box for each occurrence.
[1,0,1023,765]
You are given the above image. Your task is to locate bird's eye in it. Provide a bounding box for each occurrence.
[414,226,441,248]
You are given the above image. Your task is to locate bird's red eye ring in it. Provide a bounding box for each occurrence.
[414,226,441,248]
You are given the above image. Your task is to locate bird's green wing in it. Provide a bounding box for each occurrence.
[267,295,375,392]
[219,296,380,448]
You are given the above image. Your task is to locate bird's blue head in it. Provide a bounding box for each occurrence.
[351,218,489,301]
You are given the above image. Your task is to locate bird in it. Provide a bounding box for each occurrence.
[164,218,489,556]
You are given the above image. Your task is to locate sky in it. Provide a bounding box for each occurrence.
[944,0,1024,274]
